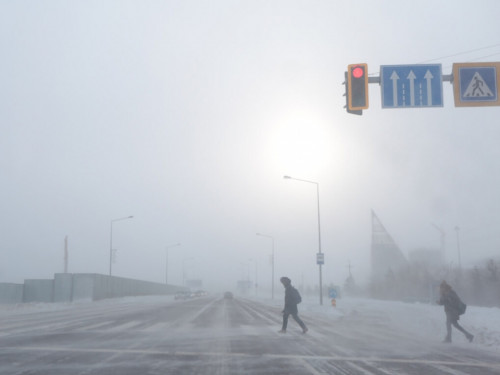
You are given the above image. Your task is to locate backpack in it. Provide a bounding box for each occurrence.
[458,300,467,315]
[292,287,302,304]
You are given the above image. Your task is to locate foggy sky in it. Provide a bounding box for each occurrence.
[2,0,500,291]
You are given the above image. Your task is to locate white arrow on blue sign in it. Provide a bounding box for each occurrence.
[381,64,443,108]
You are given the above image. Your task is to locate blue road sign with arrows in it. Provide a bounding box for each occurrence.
[381,64,443,108]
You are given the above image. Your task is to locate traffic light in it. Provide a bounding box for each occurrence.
[347,63,369,111]
[344,72,362,115]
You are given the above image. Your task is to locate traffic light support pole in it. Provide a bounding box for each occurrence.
[345,71,453,115]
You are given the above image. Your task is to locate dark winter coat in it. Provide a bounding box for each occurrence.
[283,285,301,314]
[438,289,462,321]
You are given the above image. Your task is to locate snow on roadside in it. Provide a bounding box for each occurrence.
[295,296,500,353]
[1,294,498,354]
[0,295,175,316]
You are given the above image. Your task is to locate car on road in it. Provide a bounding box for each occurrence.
[223,291,233,299]
[174,291,191,300]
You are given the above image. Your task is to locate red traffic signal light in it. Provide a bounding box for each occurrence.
[352,66,364,79]
[347,63,369,111]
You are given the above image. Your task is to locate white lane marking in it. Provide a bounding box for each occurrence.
[297,358,322,375]
[140,322,170,332]
[77,321,114,331]
[3,346,500,370]
[106,321,142,332]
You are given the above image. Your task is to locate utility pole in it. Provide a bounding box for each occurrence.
[432,223,446,264]
[347,260,353,278]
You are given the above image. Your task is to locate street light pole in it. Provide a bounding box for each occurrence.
[284,175,323,305]
[109,215,134,276]
[256,233,275,299]
[165,243,181,285]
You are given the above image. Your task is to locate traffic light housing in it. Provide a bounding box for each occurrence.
[347,63,369,111]
[344,72,362,115]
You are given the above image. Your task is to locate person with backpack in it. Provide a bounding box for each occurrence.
[437,280,473,343]
[278,276,308,334]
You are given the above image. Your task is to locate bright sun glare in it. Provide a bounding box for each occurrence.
[268,110,335,178]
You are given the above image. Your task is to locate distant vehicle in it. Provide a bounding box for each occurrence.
[223,291,233,299]
[174,291,191,300]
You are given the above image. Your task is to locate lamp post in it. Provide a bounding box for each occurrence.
[165,243,181,285]
[109,215,134,276]
[256,233,275,299]
[284,175,323,305]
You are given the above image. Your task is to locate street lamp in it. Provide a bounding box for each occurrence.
[284,175,323,305]
[165,243,181,285]
[109,215,134,276]
[256,232,275,299]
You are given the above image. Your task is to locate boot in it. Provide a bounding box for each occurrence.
[466,333,474,342]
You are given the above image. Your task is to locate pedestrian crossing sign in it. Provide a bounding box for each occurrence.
[453,62,500,107]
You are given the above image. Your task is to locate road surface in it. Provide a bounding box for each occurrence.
[1,295,499,374]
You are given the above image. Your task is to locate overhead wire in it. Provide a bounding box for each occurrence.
[417,43,500,64]
[368,43,500,76]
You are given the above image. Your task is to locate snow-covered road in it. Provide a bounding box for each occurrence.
[0,295,499,374]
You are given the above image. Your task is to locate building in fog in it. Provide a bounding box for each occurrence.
[185,279,203,290]
[371,210,408,280]
[237,280,252,295]
[408,248,444,268]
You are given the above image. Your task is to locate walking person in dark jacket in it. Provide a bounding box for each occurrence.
[278,277,308,334]
[438,280,473,343]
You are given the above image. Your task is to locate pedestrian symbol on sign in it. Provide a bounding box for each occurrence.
[463,72,494,98]
[453,62,500,107]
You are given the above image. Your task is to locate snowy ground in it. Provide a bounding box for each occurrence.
[1,294,499,374]
[255,295,500,353]
[1,294,498,352]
